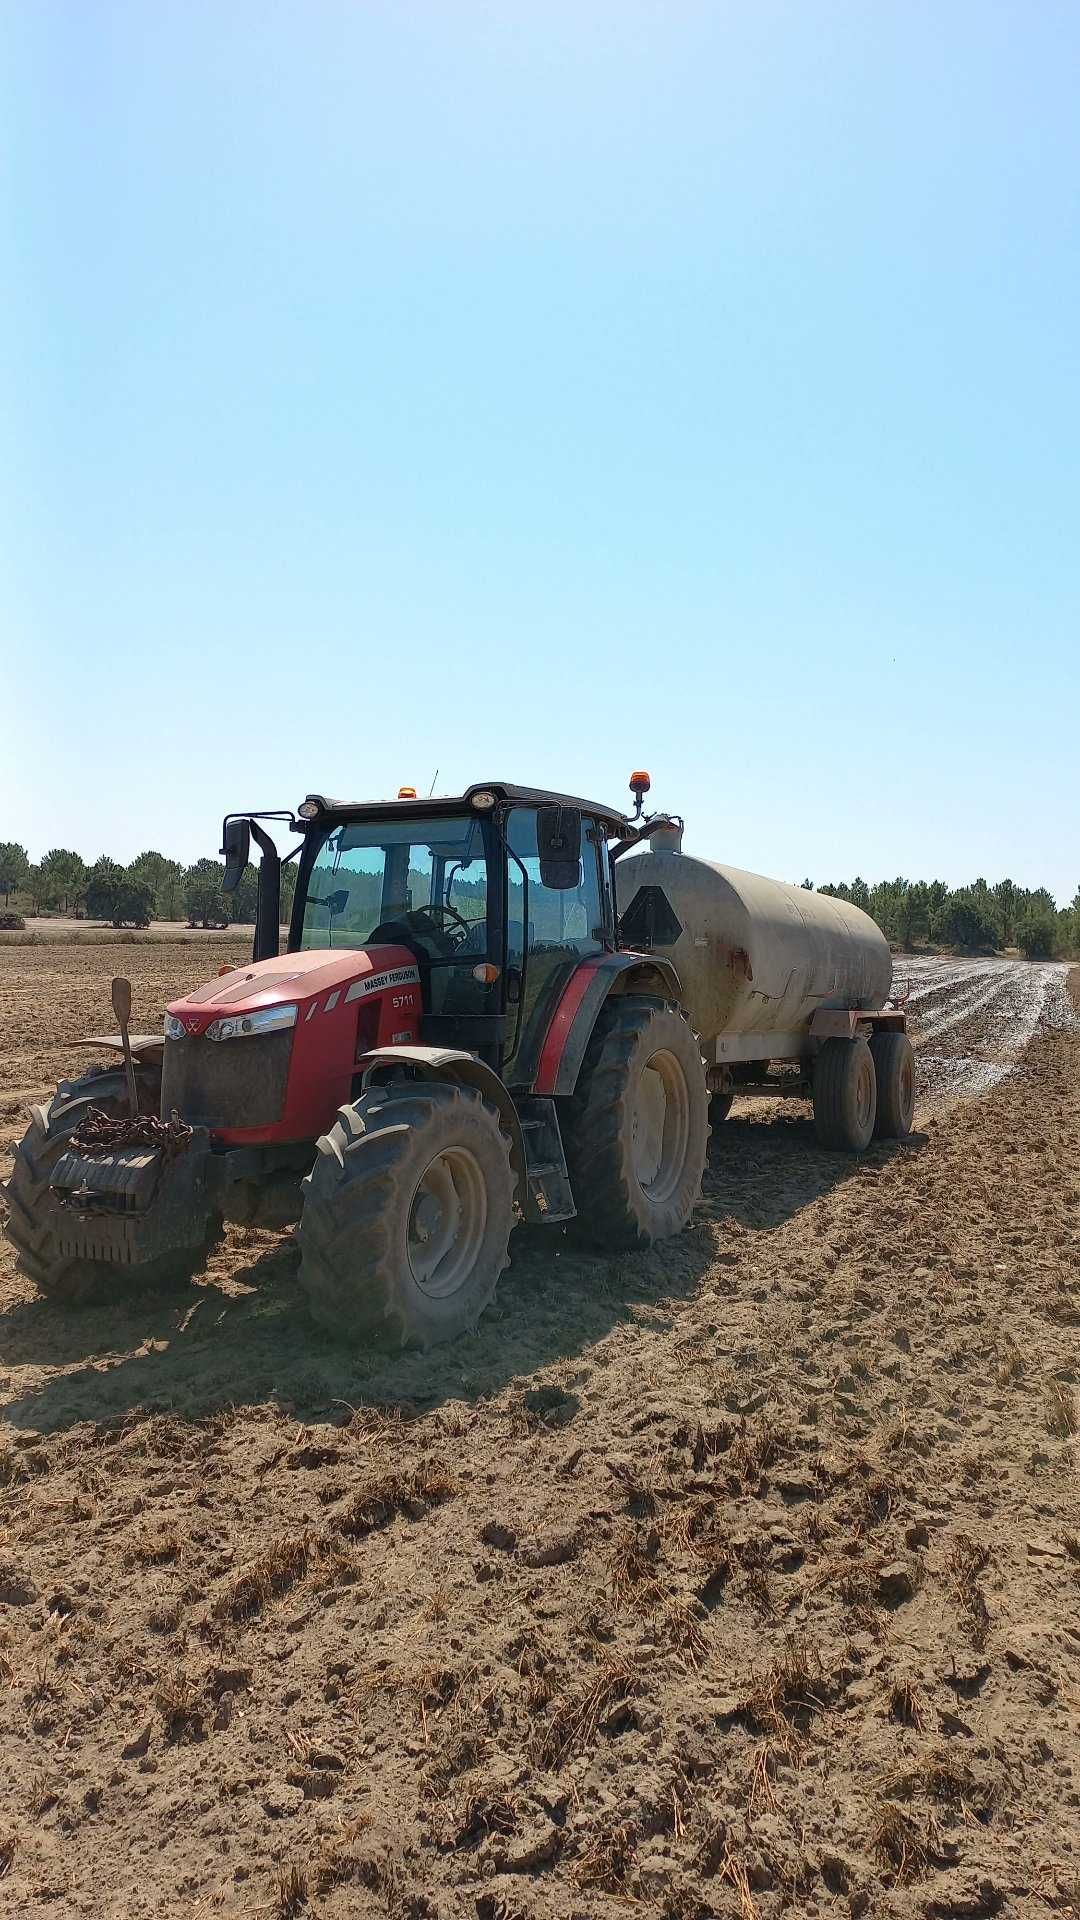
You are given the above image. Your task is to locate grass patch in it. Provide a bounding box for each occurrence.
[741,1635,826,1761]
[947,1534,991,1648]
[214,1531,314,1622]
[155,1667,204,1743]
[884,1750,1003,1817]
[1044,1380,1077,1438]
[888,1676,927,1729]
[274,1865,308,1917]
[334,1463,460,1537]
[532,1654,640,1770]
[573,1819,639,1891]
[871,1800,929,1882]
[131,1526,183,1566]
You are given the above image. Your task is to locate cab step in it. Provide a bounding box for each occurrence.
[513,1095,576,1223]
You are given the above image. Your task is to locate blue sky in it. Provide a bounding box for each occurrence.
[3,2,1077,900]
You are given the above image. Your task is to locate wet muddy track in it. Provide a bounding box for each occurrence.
[899,954,1077,1105]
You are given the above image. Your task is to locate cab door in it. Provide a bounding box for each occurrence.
[501,807,608,1089]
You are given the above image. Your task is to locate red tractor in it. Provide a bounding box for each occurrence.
[3,779,710,1345]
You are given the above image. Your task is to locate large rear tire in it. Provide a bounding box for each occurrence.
[561,996,709,1249]
[812,1036,877,1152]
[1,1064,211,1305]
[870,1030,915,1139]
[297,1081,516,1348]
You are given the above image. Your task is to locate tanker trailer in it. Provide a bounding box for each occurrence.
[617,822,914,1152]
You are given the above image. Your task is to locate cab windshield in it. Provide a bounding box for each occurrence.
[299,815,490,962]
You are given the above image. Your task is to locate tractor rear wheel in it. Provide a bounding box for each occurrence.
[2,1064,212,1305]
[297,1081,516,1348]
[870,1030,916,1139]
[812,1036,877,1152]
[562,996,709,1249]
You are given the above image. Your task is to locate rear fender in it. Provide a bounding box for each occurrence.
[533,951,683,1098]
[357,1045,527,1203]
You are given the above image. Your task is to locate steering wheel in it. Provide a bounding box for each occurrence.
[369,903,472,959]
[420,903,472,949]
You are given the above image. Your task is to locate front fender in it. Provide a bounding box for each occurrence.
[357,1045,527,1202]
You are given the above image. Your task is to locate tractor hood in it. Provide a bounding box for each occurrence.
[161,943,423,1146]
[166,946,419,1037]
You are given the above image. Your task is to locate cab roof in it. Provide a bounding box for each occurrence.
[301,782,630,833]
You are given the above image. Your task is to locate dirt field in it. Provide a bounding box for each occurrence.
[1,945,1078,1919]
[0,921,279,949]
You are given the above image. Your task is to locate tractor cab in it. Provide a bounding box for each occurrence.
[283,783,625,1088]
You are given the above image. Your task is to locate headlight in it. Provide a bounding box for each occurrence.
[163,1013,186,1040]
[204,1004,298,1043]
[470,789,496,811]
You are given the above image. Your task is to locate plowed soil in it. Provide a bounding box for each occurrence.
[1,945,1078,1920]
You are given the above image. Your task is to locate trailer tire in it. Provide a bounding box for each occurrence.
[562,997,709,1249]
[297,1081,515,1348]
[1,1064,212,1305]
[870,1030,915,1139]
[813,1036,877,1152]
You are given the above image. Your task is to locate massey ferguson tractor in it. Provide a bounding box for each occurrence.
[3,776,911,1346]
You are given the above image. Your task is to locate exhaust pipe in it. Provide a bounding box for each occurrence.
[250,821,281,962]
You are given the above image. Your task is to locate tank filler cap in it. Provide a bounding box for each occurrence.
[649,822,684,853]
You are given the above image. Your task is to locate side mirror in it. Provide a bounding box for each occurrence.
[221,818,250,894]
[537,806,582,890]
[324,889,349,917]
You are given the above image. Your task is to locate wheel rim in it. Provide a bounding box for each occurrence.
[855,1055,875,1131]
[632,1048,691,1202]
[407,1146,488,1299]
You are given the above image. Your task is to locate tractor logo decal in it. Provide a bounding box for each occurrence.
[344,965,420,1004]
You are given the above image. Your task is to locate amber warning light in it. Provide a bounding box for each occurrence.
[397,786,417,799]
[629,770,651,818]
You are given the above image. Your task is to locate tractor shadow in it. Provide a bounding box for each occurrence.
[0,1105,925,1438]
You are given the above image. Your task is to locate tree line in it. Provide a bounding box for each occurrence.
[2,837,1076,956]
[0,843,297,930]
[800,873,1079,959]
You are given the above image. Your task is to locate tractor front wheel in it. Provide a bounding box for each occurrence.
[297,1081,516,1348]
[562,996,709,1249]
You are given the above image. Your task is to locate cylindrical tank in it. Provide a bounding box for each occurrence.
[618,827,892,1062]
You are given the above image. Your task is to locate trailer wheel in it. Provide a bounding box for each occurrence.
[870,1030,915,1139]
[1,1064,211,1304]
[812,1036,877,1152]
[297,1081,515,1348]
[562,996,709,1249]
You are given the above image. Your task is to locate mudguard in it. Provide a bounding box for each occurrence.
[532,951,683,1098]
[357,1044,527,1197]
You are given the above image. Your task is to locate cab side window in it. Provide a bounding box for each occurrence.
[505,809,604,966]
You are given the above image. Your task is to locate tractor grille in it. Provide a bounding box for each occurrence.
[161,1031,293,1132]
